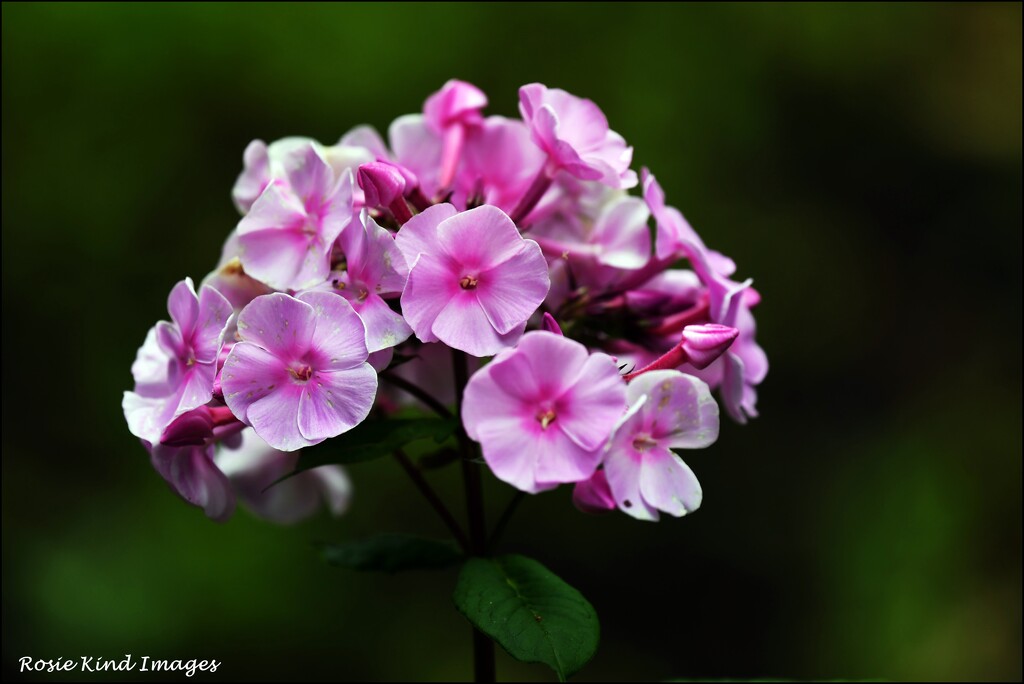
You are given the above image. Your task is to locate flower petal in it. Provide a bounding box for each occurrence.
[297,365,377,442]
[431,290,513,357]
[475,241,550,335]
[435,205,525,272]
[235,293,315,360]
[221,341,291,423]
[400,252,459,344]
[556,352,627,451]
[296,291,369,369]
[639,448,702,517]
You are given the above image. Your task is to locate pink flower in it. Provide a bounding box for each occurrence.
[519,83,637,189]
[214,428,352,524]
[306,213,412,352]
[123,278,234,443]
[396,204,549,357]
[237,144,356,291]
[232,136,376,215]
[530,192,652,270]
[221,291,377,451]
[592,369,719,521]
[462,332,627,493]
[147,423,352,524]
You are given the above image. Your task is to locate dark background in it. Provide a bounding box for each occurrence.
[3,3,1021,681]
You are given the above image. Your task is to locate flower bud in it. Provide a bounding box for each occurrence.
[357,161,406,208]
[680,323,739,370]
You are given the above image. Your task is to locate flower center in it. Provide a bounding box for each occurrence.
[459,275,478,290]
[288,365,314,382]
[536,408,557,430]
[632,433,658,452]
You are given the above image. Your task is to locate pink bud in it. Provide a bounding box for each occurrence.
[423,79,488,134]
[541,312,563,336]
[680,324,739,370]
[358,161,406,208]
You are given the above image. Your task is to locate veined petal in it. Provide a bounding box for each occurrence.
[192,285,233,363]
[394,203,458,273]
[639,448,702,517]
[435,205,525,272]
[476,241,550,335]
[351,294,412,352]
[297,291,369,369]
[246,382,308,451]
[556,352,627,451]
[167,278,199,340]
[221,341,292,423]
[297,365,377,442]
[401,252,459,344]
[604,446,659,522]
[235,293,315,360]
[431,291,511,357]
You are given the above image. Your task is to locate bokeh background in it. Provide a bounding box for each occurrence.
[3,3,1021,681]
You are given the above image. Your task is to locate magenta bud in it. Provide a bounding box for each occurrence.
[160,408,215,447]
[572,471,616,514]
[681,323,739,370]
[541,312,564,336]
[357,161,406,208]
[424,79,488,134]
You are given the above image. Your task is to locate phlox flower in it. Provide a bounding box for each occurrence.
[232,136,375,215]
[221,291,377,451]
[462,332,627,493]
[123,278,233,444]
[519,83,637,189]
[576,369,719,521]
[236,144,356,291]
[396,204,549,357]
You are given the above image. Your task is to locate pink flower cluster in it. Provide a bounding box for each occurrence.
[124,80,766,523]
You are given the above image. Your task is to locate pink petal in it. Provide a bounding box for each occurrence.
[351,294,412,352]
[533,426,603,486]
[389,114,442,196]
[488,331,588,401]
[475,242,550,335]
[297,365,377,442]
[431,290,516,357]
[232,139,269,214]
[221,342,291,423]
[236,293,315,360]
[461,363,529,442]
[167,278,199,340]
[394,203,459,273]
[603,444,659,522]
[296,291,369,369]
[339,125,390,160]
[629,370,720,449]
[283,144,334,209]
[246,382,308,451]
[435,205,525,272]
[400,252,460,344]
[556,352,627,451]
[192,285,233,363]
[592,196,651,269]
[639,448,702,517]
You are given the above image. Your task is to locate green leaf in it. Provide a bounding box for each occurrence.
[265,416,458,490]
[320,534,463,573]
[453,554,599,681]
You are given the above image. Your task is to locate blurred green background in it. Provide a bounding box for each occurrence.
[2,2,1021,681]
